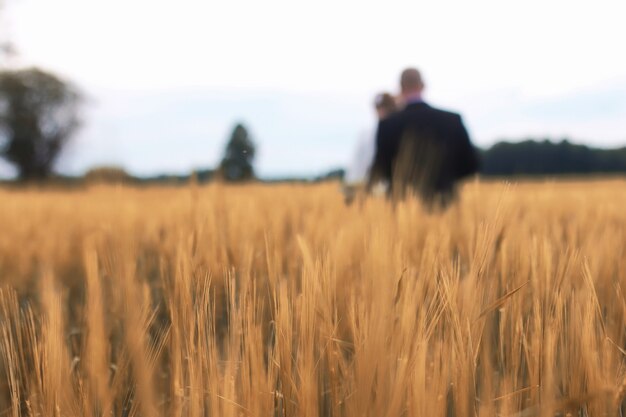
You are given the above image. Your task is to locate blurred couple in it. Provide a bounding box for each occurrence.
[344,68,479,209]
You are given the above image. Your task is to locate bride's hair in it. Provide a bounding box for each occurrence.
[374,92,398,114]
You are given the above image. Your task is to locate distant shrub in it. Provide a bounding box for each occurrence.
[84,166,133,184]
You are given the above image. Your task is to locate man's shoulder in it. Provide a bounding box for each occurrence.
[423,104,462,121]
[377,112,404,133]
[380,110,405,124]
[379,103,465,132]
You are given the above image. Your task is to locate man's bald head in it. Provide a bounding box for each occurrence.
[400,68,424,94]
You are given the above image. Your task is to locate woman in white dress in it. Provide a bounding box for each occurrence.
[343,92,398,204]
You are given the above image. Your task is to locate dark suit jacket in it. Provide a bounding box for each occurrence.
[370,102,479,197]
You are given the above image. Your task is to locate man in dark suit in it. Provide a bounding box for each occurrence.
[368,68,479,207]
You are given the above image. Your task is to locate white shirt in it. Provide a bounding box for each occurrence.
[345,126,377,184]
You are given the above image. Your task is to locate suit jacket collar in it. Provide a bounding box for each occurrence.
[405,101,430,110]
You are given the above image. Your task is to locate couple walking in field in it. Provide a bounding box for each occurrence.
[345,68,479,208]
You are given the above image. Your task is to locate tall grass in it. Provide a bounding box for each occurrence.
[0,180,625,416]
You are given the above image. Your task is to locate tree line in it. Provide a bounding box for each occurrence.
[480,139,626,176]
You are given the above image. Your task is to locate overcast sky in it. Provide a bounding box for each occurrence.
[2,0,626,177]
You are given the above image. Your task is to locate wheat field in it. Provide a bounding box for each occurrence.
[0,179,625,417]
